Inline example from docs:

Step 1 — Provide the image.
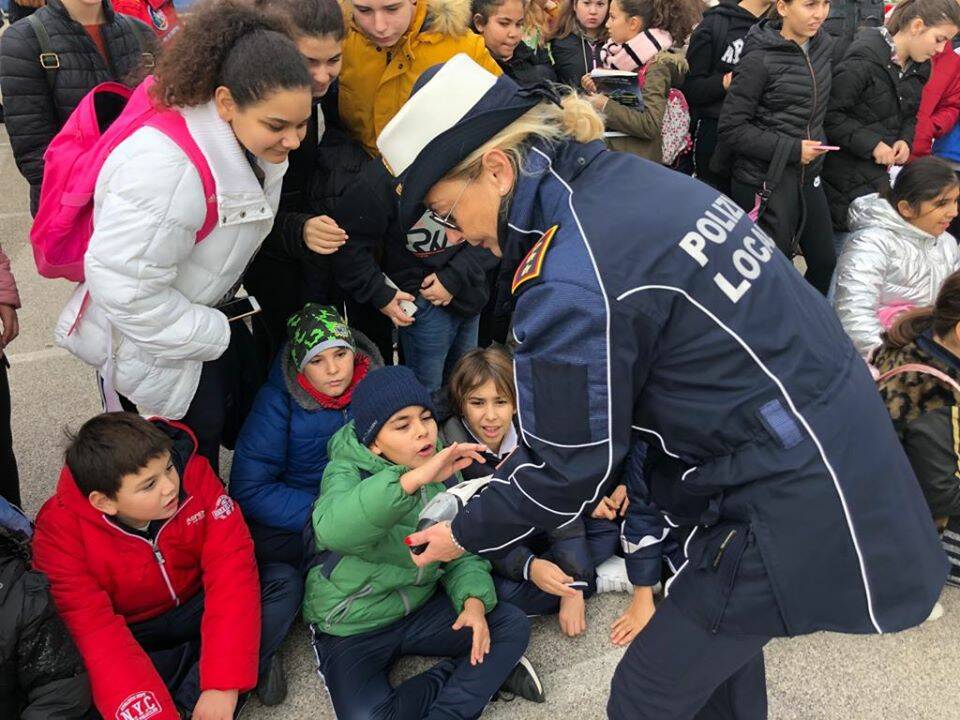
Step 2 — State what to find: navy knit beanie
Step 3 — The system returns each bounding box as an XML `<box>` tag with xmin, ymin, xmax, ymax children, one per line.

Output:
<box><xmin>352</xmin><ymin>366</ymin><xmax>436</xmax><ymax>447</ymax></box>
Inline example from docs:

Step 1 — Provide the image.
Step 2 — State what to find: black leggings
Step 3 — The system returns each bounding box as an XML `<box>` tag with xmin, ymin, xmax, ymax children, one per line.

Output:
<box><xmin>0</xmin><ymin>359</ymin><xmax>19</xmax><ymax>507</ymax></box>
<box><xmin>731</xmin><ymin>171</ymin><xmax>836</xmax><ymax>295</ymax></box>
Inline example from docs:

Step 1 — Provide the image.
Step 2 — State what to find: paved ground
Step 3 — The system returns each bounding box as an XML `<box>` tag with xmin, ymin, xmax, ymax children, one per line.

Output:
<box><xmin>2</xmin><ymin>124</ymin><xmax>958</xmax><ymax>720</ymax></box>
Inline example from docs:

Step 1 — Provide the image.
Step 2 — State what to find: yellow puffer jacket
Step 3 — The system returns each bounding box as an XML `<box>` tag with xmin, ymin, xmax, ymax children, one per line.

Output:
<box><xmin>339</xmin><ymin>0</ymin><xmax>502</xmax><ymax>156</ymax></box>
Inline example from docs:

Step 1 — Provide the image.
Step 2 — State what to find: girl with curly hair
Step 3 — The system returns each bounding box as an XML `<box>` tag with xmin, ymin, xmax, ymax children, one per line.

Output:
<box><xmin>53</xmin><ymin>0</ymin><xmax>313</xmax><ymax>473</ymax></box>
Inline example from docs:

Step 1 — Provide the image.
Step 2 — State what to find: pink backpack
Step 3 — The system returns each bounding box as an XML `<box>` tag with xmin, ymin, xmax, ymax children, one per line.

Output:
<box><xmin>30</xmin><ymin>76</ymin><xmax>217</xmax><ymax>282</ymax></box>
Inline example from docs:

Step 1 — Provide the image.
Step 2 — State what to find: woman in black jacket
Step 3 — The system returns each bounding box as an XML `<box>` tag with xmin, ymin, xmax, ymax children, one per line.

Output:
<box><xmin>0</xmin><ymin>0</ymin><xmax>155</xmax><ymax>215</ymax></box>
<box><xmin>550</xmin><ymin>0</ymin><xmax>608</xmax><ymax>85</ymax></box>
<box><xmin>717</xmin><ymin>0</ymin><xmax>837</xmax><ymax>295</ymax></box>
<box><xmin>823</xmin><ymin>0</ymin><xmax>960</xmax><ymax>240</ymax></box>
<box><xmin>683</xmin><ymin>0</ymin><xmax>770</xmax><ymax>192</ymax></box>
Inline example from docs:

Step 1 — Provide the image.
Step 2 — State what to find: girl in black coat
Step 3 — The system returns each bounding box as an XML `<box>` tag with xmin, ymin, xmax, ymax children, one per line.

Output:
<box><xmin>549</xmin><ymin>0</ymin><xmax>609</xmax><ymax>86</ymax></box>
<box><xmin>244</xmin><ymin>0</ymin><xmax>352</xmax><ymax>369</ymax></box>
<box><xmin>717</xmin><ymin>0</ymin><xmax>837</xmax><ymax>295</ymax></box>
<box><xmin>0</xmin><ymin>0</ymin><xmax>155</xmax><ymax>215</ymax></box>
<box><xmin>823</xmin><ymin>0</ymin><xmax>960</xmax><ymax>238</ymax></box>
<box><xmin>683</xmin><ymin>0</ymin><xmax>770</xmax><ymax>192</ymax></box>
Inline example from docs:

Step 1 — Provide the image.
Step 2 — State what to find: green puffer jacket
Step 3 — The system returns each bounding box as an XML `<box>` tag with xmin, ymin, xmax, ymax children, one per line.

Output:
<box><xmin>303</xmin><ymin>423</ymin><xmax>498</xmax><ymax>637</ymax></box>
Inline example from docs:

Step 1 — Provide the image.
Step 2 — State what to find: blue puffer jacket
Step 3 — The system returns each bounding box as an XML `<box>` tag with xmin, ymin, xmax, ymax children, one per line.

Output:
<box><xmin>229</xmin><ymin>332</ymin><xmax>383</xmax><ymax>534</ymax></box>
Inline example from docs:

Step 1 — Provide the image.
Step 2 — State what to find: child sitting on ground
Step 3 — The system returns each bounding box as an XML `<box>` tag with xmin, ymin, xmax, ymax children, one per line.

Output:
<box><xmin>32</xmin><ymin>413</ymin><xmax>303</xmax><ymax>719</ymax></box>
<box><xmin>305</xmin><ymin>365</ymin><xmax>544</xmax><ymax>717</ymax></box>
<box><xmin>440</xmin><ymin>347</ymin><xmax>624</xmax><ymax>637</ymax></box>
<box><xmin>230</xmin><ymin>304</ymin><xmax>382</xmax><ymax>569</ymax></box>
<box><xmin>0</xmin><ymin>496</ymin><xmax>92</xmax><ymax>718</ymax></box>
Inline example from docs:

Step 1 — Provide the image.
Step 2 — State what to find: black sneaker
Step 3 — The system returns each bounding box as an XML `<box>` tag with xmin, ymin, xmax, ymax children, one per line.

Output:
<box><xmin>495</xmin><ymin>656</ymin><xmax>545</xmax><ymax>703</ymax></box>
<box><xmin>256</xmin><ymin>654</ymin><xmax>288</xmax><ymax>707</ymax></box>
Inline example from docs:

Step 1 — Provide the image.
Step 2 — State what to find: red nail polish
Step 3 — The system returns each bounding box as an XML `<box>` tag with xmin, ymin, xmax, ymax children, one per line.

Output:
<box><xmin>404</xmin><ymin>536</ymin><xmax>413</xmax><ymax>546</ymax></box>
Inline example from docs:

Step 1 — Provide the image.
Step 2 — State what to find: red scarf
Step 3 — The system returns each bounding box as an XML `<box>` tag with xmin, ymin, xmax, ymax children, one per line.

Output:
<box><xmin>296</xmin><ymin>354</ymin><xmax>371</xmax><ymax>410</ymax></box>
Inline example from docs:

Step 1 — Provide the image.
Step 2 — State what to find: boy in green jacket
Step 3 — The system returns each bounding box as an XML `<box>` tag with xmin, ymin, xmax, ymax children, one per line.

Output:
<box><xmin>304</xmin><ymin>365</ymin><xmax>543</xmax><ymax>718</ymax></box>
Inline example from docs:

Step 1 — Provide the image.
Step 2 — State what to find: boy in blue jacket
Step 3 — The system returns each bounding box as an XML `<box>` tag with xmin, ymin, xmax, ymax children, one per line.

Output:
<box><xmin>230</xmin><ymin>304</ymin><xmax>382</xmax><ymax>568</ymax></box>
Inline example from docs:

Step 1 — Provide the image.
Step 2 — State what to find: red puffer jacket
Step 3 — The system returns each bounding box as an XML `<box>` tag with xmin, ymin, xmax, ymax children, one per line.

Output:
<box><xmin>913</xmin><ymin>45</ymin><xmax>960</xmax><ymax>157</ymax></box>
<box><xmin>32</xmin><ymin>420</ymin><xmax>260</xmax><ymax>720</ymax></box>
<box><xmin>113</xmin><ymin>0</ymin><xmax>181</xmax><ymax>43</ymax></box>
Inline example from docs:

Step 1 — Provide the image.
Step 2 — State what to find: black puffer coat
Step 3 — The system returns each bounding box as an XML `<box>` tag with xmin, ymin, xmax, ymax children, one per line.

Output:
<box><xmin>0</xmin><ymin>0</ymin><xmax>155</xmax><ymax>214</ymax></box>
<box><xmin>550</xmin><ymin>29</ymin><xmax>604</xmax><ymax>87</ymax></box>
<box><xmin>0</xmin><ymin>503</ymin><xmax>91</xmax><ymax>719</ymax></box>
<box><xmin>717</xmin><ymin>20</ymin><xmax>835</xmax><ymax>188</ymax></box>
<box><xmin>823</xmin><ymin>28</ymin><xmax>930</xmax><ymax>230</ymax></box>
<box><xmin>497</xmin><ymin>40</ymin><xmax>557</xmax><ymax>86</ymax></box>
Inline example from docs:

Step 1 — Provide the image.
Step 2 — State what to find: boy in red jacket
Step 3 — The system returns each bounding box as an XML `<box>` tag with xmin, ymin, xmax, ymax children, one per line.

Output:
<box><xmin>32</xmin><ymin>413</ymin><xmax>302</xmax><ymax>720</ymax></box>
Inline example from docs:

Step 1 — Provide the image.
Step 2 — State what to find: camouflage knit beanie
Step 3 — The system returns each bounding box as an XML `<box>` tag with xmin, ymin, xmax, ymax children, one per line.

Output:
<box><xmin>287</xmin><ymin>303</ymin><xmax>356</xmax><ymax>371</ymax></box>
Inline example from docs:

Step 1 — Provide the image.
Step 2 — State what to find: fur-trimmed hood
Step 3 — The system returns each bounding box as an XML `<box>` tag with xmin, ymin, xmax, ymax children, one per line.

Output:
<box><xmin>420</xmin><ymin>0</ymin><xmax>472</xmax><ymax>36</ymax></box>
<box><xmin>280</xmin><ymin>329</ymin><xmax>384</xmax><ymax>411</ymax></box>
<box><xmin>339</xmin><ymin>0</ymin><xmax>503</xmax><ymax>155</ymax></box>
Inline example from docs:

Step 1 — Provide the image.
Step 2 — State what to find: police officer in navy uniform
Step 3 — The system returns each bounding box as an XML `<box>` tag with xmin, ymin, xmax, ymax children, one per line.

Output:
<box><xmin>389</xmin><ymin>55</ymin><xmax>948</xmax><ymax>719</ymax></box>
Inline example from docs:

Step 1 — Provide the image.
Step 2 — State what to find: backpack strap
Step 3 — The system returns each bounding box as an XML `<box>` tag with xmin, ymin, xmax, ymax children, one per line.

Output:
<box><xmin>26</xmin><ymin>13</ymin><xmax>59</xmax><ymax>92</ymax></box>
<box><xmin>876</xmin><ymin>363</ymin><xmax>960</xmax><ymax>395</ymax></box>
<box><xmin>116</xmin><ymin>14</ymin><xmax>156</xmax><ymax>70</ymax></box>
<box><xmin>145</xmin><ymin>110</ymin><xmax>219</xmax><ymax>242</ymax></box>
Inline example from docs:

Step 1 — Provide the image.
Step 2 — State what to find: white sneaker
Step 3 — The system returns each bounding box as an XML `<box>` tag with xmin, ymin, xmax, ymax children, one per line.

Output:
<box><xmin>923</xmin><ymin>601</ymin><xmax>944</xmax><ymax>624</ymax></box>
<box><xmin>595</xmin><ymin>556</ymin><xmax>632</xmax><ymax>594</ymax></box>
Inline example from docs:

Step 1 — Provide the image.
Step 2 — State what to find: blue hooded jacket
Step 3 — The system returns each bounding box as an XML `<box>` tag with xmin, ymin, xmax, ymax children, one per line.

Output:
<box><xmin>451</xmin><ymin>139</ymin><xmax>948</xmax><ymax>638</ymax></box>
<box><xmin>230</xmin><ymin>332</ymin><xmax>383</xmax><ymax>534</ymax></box>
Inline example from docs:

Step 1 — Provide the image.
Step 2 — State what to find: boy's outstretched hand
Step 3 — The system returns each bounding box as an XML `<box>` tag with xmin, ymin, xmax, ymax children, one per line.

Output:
<box><xmin>400</xmin><ymin>442</ymin><xmax>488</xmax><ymax>494</ymax></box>
<box><xmin>453</xmin><ymin>597</ymin><xmax>491</xmax><ymax>665</ymax></box>
<box><xmin>192</xmin><ymin>689</ymin><xmax>238</xmax><ymax>720</ymax></box>
<box><xmin>610</xmin><ymin>586</ymin><xmax>656</xmax><ymax>647</ymax></box>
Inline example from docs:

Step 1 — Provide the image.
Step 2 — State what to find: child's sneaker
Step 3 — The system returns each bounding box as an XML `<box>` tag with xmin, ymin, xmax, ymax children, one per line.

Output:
<box><xmin>256</xmin><ymin>654</ymin><xmax>287</xmax><ymax>706</ymax></box>
<box><xmin>495</xmin><ymin>656</ymin><xmax>545</xmax><ymax>703</ymax></box>
<box><xmin>923</xmin><ymin>601</ymin><xmax>945</xmax><ymax>624</ymax></box>
<box><xmin>595</xmin><ymin>556</ymin><xmax>632</xmax><ymax>594</ymax></box>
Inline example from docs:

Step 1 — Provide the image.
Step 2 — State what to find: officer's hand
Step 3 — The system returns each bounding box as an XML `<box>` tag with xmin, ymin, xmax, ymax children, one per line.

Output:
<box><xmin>380</xmin><ymin>290</ymin><xmax>416</xmax><ymax>327</ymax></box>
<box><xmin>581</xmin><ymin>74</ymin><xmax>597</xmax><ymax>94</ymax></box>
<box><xmin>406</xmin><ymin>521</ymin><xmax>466</xmax><ymax>566</ymax></box>
<box><xmin>722</xmin><ymin>71</ymin><xmax>733</xmax><ymax>90</ymax></box>
<box><xmin>529</xmin><ymin>558</ymin><xmax>579</xmax><ymax>597</ymax></box>
<box><xmin>558</xmin><ymin>591</ymin><xmax>587</xmax><ymax>637</ymax></box>
<box><xmin>610</xmin><ymin>586</ymin><xmax>656</xmax><ymax>646</ymax></box>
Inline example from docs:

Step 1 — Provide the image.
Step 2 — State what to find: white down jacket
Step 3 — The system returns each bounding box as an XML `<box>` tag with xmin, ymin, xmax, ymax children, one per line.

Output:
<box><xmin>833</xmin><ymin>193</ymin><xmax>960</xmax><ymax>358</ymax></box>
<box><xmin>54</xmin><ymin>100</ymin><xmax>287</xmax><ymax>419</ymax></box>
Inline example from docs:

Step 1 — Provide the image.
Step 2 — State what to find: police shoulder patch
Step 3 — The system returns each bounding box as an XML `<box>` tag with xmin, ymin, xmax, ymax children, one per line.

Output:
<box><xmin>511</xmin><ymin>225</ymin><xmax>558</xmax><ymax>295</ymax></box>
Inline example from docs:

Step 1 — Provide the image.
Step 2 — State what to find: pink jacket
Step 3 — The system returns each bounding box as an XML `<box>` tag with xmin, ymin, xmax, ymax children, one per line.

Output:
<box><xmin>0</xmin><ymin>245</ymin><xmax>21</xmax><ymax>309</ymax></box>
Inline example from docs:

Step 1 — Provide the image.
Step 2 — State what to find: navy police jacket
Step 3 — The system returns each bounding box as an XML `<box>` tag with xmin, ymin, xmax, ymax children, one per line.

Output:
<box><xmin>450</xmin><ymin>139</ymin><xmax>948</xmax><ymax>638</ymax></box>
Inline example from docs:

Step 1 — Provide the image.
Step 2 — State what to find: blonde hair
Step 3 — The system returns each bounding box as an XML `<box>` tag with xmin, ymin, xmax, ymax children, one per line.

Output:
<box><xmin>447</xmin><ymin>93</ymin><xmax>604</xmax><ymax>179</ymax></box>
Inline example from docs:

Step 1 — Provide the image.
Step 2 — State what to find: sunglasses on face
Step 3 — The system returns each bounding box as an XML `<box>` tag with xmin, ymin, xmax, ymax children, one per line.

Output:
<box><xmin>428</xmin><ymin>177</ymin><xmax>474</xmax><ymax>232</ymax></box>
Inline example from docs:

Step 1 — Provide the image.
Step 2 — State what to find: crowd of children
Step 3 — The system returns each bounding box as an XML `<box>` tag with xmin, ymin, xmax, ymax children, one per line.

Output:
<box><xmin>0</xmin><ymin>0</ymin><xmax>959</xmax><ymax>716</ymax></box>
